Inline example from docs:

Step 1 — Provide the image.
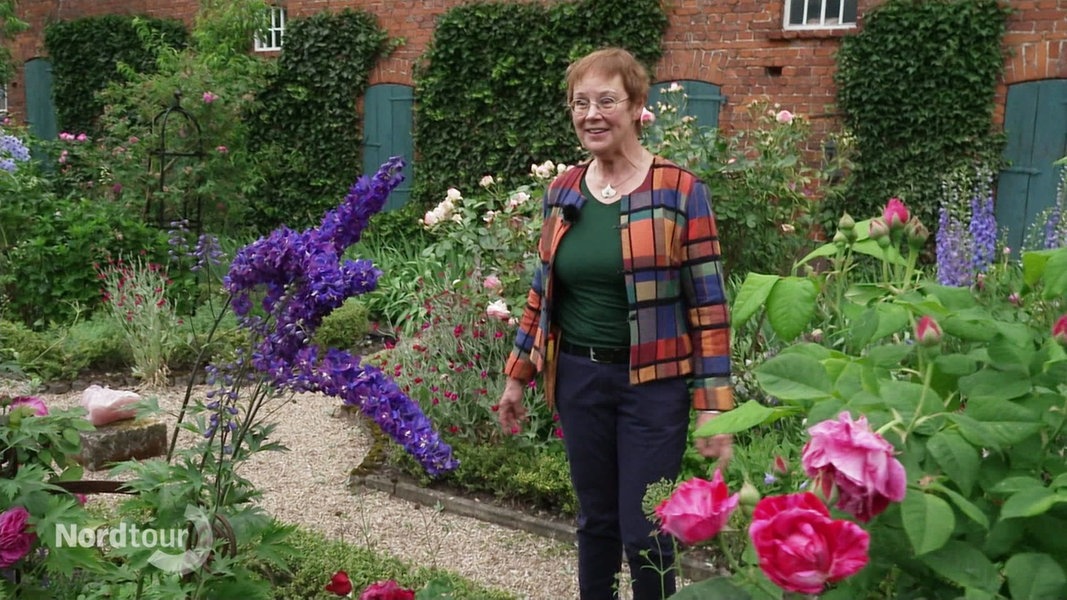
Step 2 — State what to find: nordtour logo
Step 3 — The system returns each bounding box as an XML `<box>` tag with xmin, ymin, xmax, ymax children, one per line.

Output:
<box><xmin>56</xmin><ymin>504</ymin><xmax>214</xmax><ymax>574</ymax></box>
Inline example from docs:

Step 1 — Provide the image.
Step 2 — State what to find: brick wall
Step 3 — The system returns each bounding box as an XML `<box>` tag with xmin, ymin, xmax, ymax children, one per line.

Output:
<box><xmin>7</xmin><ymin>0</ymin><xmax>1067</xmax><ymax>140</ymax></box>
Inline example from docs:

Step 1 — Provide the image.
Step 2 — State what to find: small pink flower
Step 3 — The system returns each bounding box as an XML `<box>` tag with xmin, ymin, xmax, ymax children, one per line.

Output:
<box><xmin>654</xmin><ymin>469</ymin><xmax>739</xmax><ymax>545</ymax></box>
<box><xmin>128</xmin><ymin>136</ymin><xmax>140</xmax><ymax>144</ymax></box>
<box><xmin>10</xmin><ymin>396</ymin><xmax>47</xmax><ymax>417</ymax></box>
<box><xmin>802</xmin><ymin>412</ymin><xmax>906</xmax><ymax>522</ymax></box>
<box><xmin>486</xmin><ymin>299</ymin><xmax>510</xmax><ymax>321</ymax></box>
<box><xmin>75</xmin><ymin>133</ymin><xmax>88</xmax><ymax>142</ymax></box>
<box><xmin>749</xmin><ymin>492</ymin><xmax>869</xmax><ymax>594</ymax></box>
<box><xmin>324</xmin><ymin>570</ymin><xmax>353</xmax><ymax>596</ymax></box>
<box><xmin>0</xmin><ymin>506</ymin><xmax>35</xmax><ymax>568</ymax></box>
<box><xmin>1053</xmin><ymin>315</ymin><xmax>1067</xmax><ymax>347</ymax></box>
<box><xmin>640</xmin><ymin>108</ymin><xmax>656</xmax><ymax>125</ymax></box>
<box><xmin>59</xmin><ymin>132</ymin><xmax>74</xmax><ymax>141</ymax></box>
<box><xmin>775</xmin><ymin>109</ymin><xmax>794</xmax><ymax>124</ymax></box>
<box><xmin>883</xmin><ymin>197</ymin><xmax>909</xmax><ymax>230</ymax></box>
<box><xmin>915</xmin><ymin>315</ymin><xmax>942</xmax><ymax>347</ymax></box>
<box><xmin>482</xmin><ymin>274</ymin><xmax>502</xmax><ymax>291</ymax></box>
<box><xmin>202</xmin><ymin>91</ymin><xmax>218</xmax><ymax>104</ymax></box>
<box><xmin>216</xmin><ymin>145</ymin><xmax>228</xmax><ymax>154</ymax></box>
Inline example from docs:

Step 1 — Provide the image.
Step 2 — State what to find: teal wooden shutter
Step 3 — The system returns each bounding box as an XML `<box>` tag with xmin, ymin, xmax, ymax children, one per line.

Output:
<box><xmin>362</xmin><ymin>84</ymin><xmax>414</xmax><ymax>211</ymax></box>
<box><xmin>24</xmin><ymin>58</ymin><xmax>57</xmax><ymax>141</ymax></box>
<box><xmin>996</xmin><ymin>79</ymin><xmax>1067</xmax><ymax>251</ymax></box>
<box><xmin>647</xmin><ymin>80</ymin><xmax>724</xmax><ymax>129</ymax></box>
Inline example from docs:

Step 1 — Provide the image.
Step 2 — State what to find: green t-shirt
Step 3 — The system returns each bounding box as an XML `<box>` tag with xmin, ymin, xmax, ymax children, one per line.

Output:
<box><xmin>553</xmin><ymin>183</ymin><xmax>630</xmax><ymax>347</ymax></box>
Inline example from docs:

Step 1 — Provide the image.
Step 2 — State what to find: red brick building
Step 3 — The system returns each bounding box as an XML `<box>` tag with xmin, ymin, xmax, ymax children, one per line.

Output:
<box><xmin>6</xmin><ymin>0</ymin><xmax>1067</xmax><ymax>241</ymax></box>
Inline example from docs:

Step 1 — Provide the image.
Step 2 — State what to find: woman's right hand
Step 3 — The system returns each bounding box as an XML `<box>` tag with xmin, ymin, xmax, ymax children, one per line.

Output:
<box><xmin>497</xmin><ymin>378</ymin><xmax>528</xmax><ymax>434</ymax></box>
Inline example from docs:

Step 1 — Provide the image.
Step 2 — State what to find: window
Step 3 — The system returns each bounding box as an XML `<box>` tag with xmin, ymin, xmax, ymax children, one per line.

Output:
<box><xmin>0</xmin><ymin>85</ymin><xmax>7</xmax><ymax>116</ymax></box>
<box><xmin>784</xmin><ymin>0</ymin><xmax>857</xmax><ymax>29</ymax></box>
<box><xmin>254</xmin><ymin>6</ymin><xmax>286</xmax><ymax>52</ymax></box>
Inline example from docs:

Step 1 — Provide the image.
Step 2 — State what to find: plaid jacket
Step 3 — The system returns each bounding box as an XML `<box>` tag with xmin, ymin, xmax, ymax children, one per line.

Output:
<box><xmin>504</xmin><ymin>157</ymin><xmax>733</xmax><ymax>411</ymax></box>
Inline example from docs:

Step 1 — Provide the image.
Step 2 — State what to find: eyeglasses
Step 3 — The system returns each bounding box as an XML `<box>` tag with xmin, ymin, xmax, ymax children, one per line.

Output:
<box><xmin>567</xmin><ymin>97</ymin><xmax>630</xmax><ymax>116</ymax></box>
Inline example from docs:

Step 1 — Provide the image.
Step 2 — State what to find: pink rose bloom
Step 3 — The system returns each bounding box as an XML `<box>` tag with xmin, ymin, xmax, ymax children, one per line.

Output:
<box><xmin>640</xmin><ymin>107</ymin><xmax>656</xmax><ymax>125</ymax></box>
<box><xmin>749</xmin><ymin>492</ymin><xmax>869</xmax><ymax>595</ymax></box>
<box><xmin>0</xmin><ymin>506</ymin><xmax>35</xmax><ymax>568</ymax></box>
<box><xmin>75</xmin><ymin>133</ymin><xmax>88</xmax><ymax>142</ymax></box>
<box><xmin>654</xmin><ymin>469</ymin><xmax>739</xmax><ymax>545</ymax></box>
<box><xmin>202</xmin><ymin>91</ymin><xmax>218</xmax><ymax>104</ymax></box>
<box><xmin>802</xmin><ymin>412</ymin><xmax>906</xmax><ymax>522</ymax></box>
<box><xmin>1053</xmin><ymin>314</ymin><xmax>1067</xmax><ymax>347</ymax></box>
<box><xmin>10</xmin><ymin>396</ymin><xmax>48</xmax><ymax>416</ymax></box>
<box><xmin>359</xmin><ymin>579</ymin><xmax>415</xmax><ymax>600</ymax></box>
<box><xmin>882</xmin><ymin>197</ymin><xmax>909</xmax><ymax>229</ymax></box>
<box><xmin>486</xmin><ymin>299</ymin><xmax>510</xmax><ymax>321</ymax></box>
<box><xmin>482</xmin><ymin>274</ymin><xmax>502</xmax><ymax>291</ymax></box>
<box><xmin>775</xmin><ymin>109</ymin><xmax>794</xmax><ymax>124</ymax></box>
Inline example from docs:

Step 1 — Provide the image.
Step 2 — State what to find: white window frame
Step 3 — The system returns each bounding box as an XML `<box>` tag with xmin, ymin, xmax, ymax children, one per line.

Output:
<box><xmin>783</xmin><ymin>0</ymin><xmax>858</xmax><ymax>30</ymax></box>
<box><xmin>0</xmin><ymin>85</ymin><xmax>7</xmax><ymax>116</ymax></box>
<box><xmin>254</xmin><ymin>6</ymin><xmax>286</xmax><ymax>52</ymax></box>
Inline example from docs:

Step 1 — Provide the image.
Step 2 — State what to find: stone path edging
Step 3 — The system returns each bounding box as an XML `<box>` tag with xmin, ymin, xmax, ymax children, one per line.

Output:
<box><xmin>350</xmin><ymin>472</ymin><xmax>717</xmax><ymax>582</ymax></box>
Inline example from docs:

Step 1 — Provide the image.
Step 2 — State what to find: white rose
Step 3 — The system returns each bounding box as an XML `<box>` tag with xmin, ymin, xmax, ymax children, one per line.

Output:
<box><xmin>486</xmin><ymin>299</ymin><xmax>511</xmax><ymax>321</ymax></box>
<box><xmin>446</xmin><ymin>188</ymin><xmax>463</xmax><ymax>201</ymax></box>
<box><xmin>479</xmin><ymin>175</ymin><xmax>495</xmax><ymax>188</ymax></box>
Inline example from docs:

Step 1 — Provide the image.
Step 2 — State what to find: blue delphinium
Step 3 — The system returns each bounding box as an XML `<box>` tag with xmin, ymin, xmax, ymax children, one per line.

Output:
<box><xmin>222</xmin><ymin>157</ymin><xmax>458</xmax><ymax>476</ymax></box>
<box><xmin>0</xmin><ymin>132</ymin><xmax>31</xmax><ymax>173</ymax></box>
<box><xmin>936</xmin><ymin>165</ymin><xmax>997</xmax><ymax>287</ymax></box>
<box><xmin>1042</xmin><ymin>169</ymin><xmax>1067</xmax><ymax>250</ymax></box>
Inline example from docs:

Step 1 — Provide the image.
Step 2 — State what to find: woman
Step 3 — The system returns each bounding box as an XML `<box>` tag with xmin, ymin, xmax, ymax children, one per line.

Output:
<box><xmin>497</xmin><ymin>47</ymin><xmax>734</xmax><ymax>600</ymax></box>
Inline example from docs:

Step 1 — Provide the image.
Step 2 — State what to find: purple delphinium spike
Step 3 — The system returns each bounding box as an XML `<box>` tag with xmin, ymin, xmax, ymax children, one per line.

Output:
<box><xmin>219</xmin><ymin>157</ymin><xmax>457</xmax><ymax>476</ymax></box>
<box><xmin>969</xmin><ymin>170</ymin><xmax>997</xmax><ymax>274</ymax></box>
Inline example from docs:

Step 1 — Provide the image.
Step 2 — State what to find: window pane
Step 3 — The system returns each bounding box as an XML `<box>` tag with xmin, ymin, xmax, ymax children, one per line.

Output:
<box><xmin>826</xmin><ymin>0</ymin><xmax>841</xmax><ymax>24</ymax></box>
<box><xmin>843</xmin><ymin>0</ymin><xmax>858</xmax><ymax>23</ymax></box>
<box><xmin>806</xmin><ymin>0</ymin><xmax>822</xmax><ymax>21</ymax></box>
<box><xmin>789</xmin><ymin>0</ymin><xmax>806</xmax><ymax>25</ymax></box>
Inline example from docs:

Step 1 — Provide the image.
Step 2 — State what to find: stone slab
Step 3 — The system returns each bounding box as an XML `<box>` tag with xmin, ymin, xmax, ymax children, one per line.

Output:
<box><xmin>75</xmin><ymin>418</ymin><xmax>168</xmax><ymax>471</ymax></box>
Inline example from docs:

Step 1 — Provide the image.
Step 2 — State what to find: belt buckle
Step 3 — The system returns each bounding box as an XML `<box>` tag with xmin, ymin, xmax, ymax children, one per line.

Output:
<box><xmin>588</xmin><ymin>347</ymin><xmax>605</xmax><ymax>364</ymax></box>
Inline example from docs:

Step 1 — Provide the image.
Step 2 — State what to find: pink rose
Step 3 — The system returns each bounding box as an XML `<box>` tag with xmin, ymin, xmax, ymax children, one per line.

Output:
<box><xmin>0</xmin><ymin>506</ymin><xmax>35</xmax><ymax>568</ymax></box>
<box><xmin>883</xmin><ymin>197</ymin><xmax>909</xmax><ymax>230</ymax></box>
<box><xmin>915</xmin><ymin>315</ymin><xmax>942</xmax><ymax>347</ymax></box>
<box><xmin>640</xmin><ymin>107</ymin><xmax>656</xmax><ymax>125</ymax></box>
<box><xmin>1053</xmin><ymin>314</ymin><xmax>1067</xmax><ymax>347</ymax></box>
<box><xmin>802</xmin><ymin>412</ymin><xmax>906</xmax><ymax>522</ymax></box>
<box><xmin>10</xmin><ymin>396</ymin><xmax>48</xmax><ymax>416</ymax></box>
<box><xmin>359</xmin><ymin>579</ymin><xmax>415</xmax><ymax>600</ymax></box>
<box><xmin>749</xmin><ymin>492</ymin><xmax>869</xmax><ymax>594</ymax></box>
<box><xmin>654</xmin><ymin>469</ymin><xmax>739</xmax><ymax>545</ymax></box>
<box><xmin>482</xmin><ymin>274</ymin><xmax>502</xmax><ymax>291</ymax></box>
<box><xmin>486</xmin><ymin>299</ymin><xmax>510</xmax><ymax>321</ymax></box>
<box><xmin>775</xmin><ymin>109</ymin><xmax>794</xmax><ymax>124</ymax></box>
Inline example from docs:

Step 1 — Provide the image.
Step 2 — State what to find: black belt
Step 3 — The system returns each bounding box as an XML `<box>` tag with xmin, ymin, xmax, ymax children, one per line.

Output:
<box><xmin>560</xmin><ymin>341</ymin><xmax>629</xmax><ymax>364</ymax></box>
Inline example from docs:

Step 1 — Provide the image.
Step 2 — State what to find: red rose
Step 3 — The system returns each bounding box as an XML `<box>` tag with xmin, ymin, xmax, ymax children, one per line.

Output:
<box><xmin>324</xmin><ymin>570</ymin><xmax>353</xmax><ymax>596</ymax></box>
<box><xmin>749</xmin><ymin>492</ymin><xmax>869</xmax><ymax>595</ymax></box>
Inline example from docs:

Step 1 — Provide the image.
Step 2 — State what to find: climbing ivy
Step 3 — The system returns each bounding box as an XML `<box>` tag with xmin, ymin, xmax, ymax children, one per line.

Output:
<box><xmin>246</xmin><ymin>9</ymin><xmax>392</xmax><ymax>230</ymax></box>
<box><xmin>413</xmin><ymin>0</ymin><xmax>668</xmax><ymax>204</ymax></box>
<box><xmin>0</xmin><ymin>0</ymin><xmax>27</xmax><ymax>84</ymax></box>
<box><xmin>43</xmin><ymin>15</ymin><xmax>188</xmax><ymax>135</ymax></box>
<box><xmin>831</xmin><ymin>0</ymin><xmax>1010</xmax><ymax>229</ymax></box>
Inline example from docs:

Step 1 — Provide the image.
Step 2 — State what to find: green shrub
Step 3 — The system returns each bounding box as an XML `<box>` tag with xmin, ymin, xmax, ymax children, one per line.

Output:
<box><xmin>312</xmin><ymin>298</ymin><xmax>371</xmax><ymax>352</ymax></box>
<box><xmin>272</xmin><ymin>526</ymin><xmax>516</xmax><ymax>599</ymax></box>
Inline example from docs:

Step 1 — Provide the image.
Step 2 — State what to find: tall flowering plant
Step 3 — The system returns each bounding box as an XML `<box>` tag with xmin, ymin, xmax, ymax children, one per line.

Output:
<box><xmin>698</xmin><ymin>196</ymin><xmax>1067</xmax><ymax>597</ymax></box>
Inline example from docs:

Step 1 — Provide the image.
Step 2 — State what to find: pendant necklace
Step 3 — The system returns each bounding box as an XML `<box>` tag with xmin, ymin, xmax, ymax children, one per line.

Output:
<box><xmin>600</xmin><ymin>183</ymin><xmax>616</xmax><ymax>199</ymax></box>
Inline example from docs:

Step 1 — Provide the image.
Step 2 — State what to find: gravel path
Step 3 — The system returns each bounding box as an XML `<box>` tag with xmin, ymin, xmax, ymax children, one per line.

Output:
<box><xmin>12</xmin><ymin>381</ymin><xmax>583</xmax><ymax>599</ymax></box>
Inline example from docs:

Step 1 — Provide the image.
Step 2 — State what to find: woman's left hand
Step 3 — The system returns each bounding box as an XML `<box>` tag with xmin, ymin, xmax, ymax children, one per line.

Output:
<box><xmin>694</xmin><ymin>411</ymin><xmax>733</xmax><ymax>466</ymax></box>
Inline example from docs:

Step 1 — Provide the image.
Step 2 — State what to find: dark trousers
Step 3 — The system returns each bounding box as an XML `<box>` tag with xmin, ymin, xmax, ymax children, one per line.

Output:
<box><xmin>555</xmin><ymin>351</ymin><xmax>690</xmax><ymax>600</ymax></box>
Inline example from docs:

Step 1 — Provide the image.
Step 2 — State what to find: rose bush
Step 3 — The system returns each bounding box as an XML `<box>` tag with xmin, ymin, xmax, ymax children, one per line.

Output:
<box><xmin>690</xmin><ymin>195</ymin><xmax>1067</xmax><ymax>598</ymax></box>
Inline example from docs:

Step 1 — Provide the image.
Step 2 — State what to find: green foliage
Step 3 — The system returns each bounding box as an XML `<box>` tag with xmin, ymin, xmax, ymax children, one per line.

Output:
<box><xmin>247</xmin><ymin>9</ymin><xmax>391</xmax><ymax>231</ymax></box>
<box><xmin>313</xmin><ymin>298</ymin><xmax>372</xmax><ymax>352</ymax></box>
<box><xmin>833</xmin><ymin>0</ymin><xmax>1010</xmax><ymax>230</ymax></box>
<box><xmin>413</xmin><ymin>0</ymin><xmax>667</xmax><ymax>206</ymax></box>
<box><xmin>696</xmin><ymin>200</ymin><xmax>1067</xmax><ymax>597</ymax></box>
<box><xmin>273</xmin><ymin>527</ymin><xmax>516</xmax><ymax>599</ymax></box>
<box><xmin>0</xmin><ymin>0</ymin><xmax>27</xmax><ymax>84</ymax></box>
<box><xmin>646</xmin><ymin>91</ymin><xmax>851</xmax><ymax>276</ymax></box>
<box><xmin>0</xmin><ymin>189</ymin><xmax>169</xmax><ymax>327</ymax></box>
<box><xmin>43</xmin><ymin>15</ymin><xmax>188</xmax><ymax>135</ymax></box>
